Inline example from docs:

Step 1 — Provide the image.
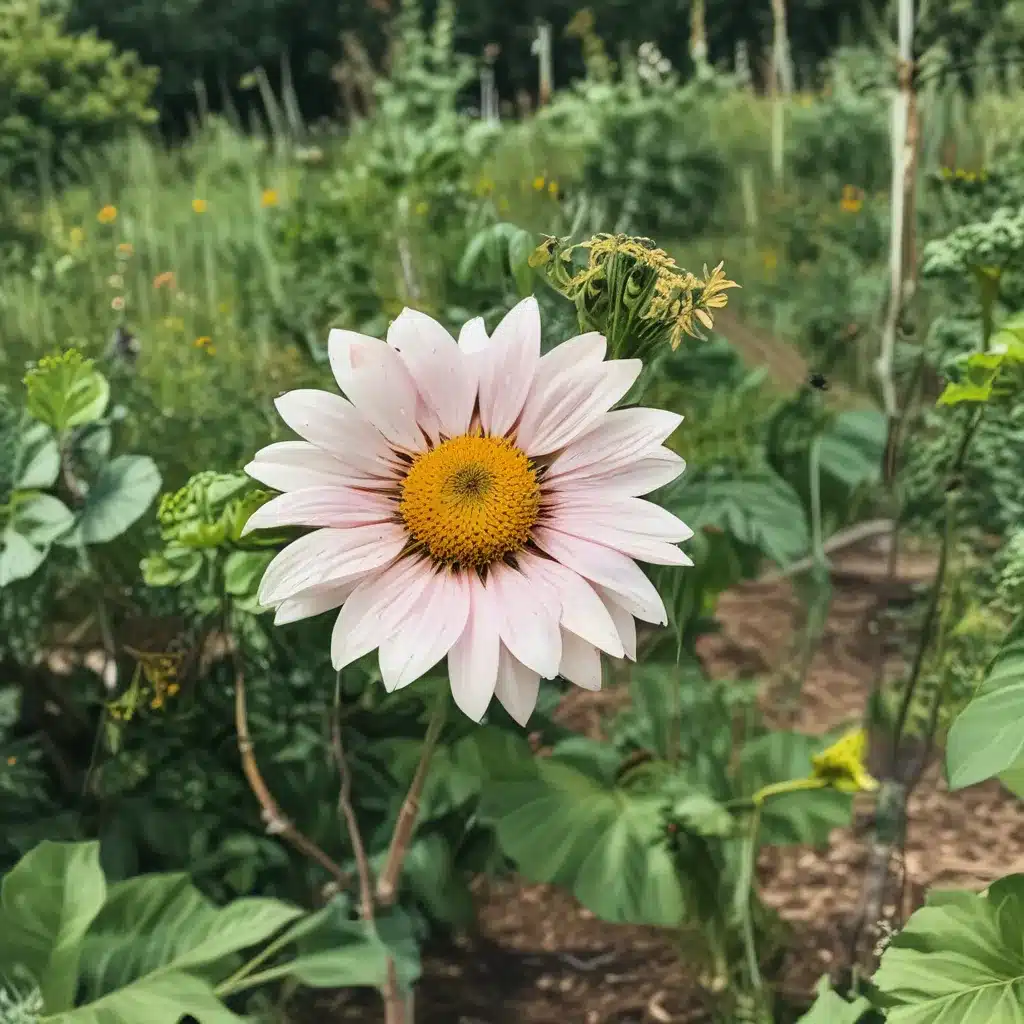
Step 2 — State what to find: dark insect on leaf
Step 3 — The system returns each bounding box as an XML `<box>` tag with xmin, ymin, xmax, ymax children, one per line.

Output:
<box><xmin>808</xmin><ymin>372</ymin><xmax>830</xmax><ymax>391</ymax></box>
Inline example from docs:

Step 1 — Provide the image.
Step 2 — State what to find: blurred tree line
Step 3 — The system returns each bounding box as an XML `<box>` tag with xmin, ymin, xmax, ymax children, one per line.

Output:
<box><xmin>58</xmin><ymin>0</ymin><xmax>897</xmax><ymax>129</ymax></box>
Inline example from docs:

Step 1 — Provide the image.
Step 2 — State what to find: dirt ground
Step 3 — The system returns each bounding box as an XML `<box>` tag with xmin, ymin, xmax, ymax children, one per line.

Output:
<box><xmin>310</xmin><ymin>535</ymin><xmax>1024</xmax><ymax>1023</ymax></box>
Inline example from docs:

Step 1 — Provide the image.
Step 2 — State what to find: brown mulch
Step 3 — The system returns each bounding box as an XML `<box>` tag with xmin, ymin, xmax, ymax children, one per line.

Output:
<box><xmin>307</xmin><ymin>535</ymin><xmax>1024</xmax><ymax>1024</ymax></box>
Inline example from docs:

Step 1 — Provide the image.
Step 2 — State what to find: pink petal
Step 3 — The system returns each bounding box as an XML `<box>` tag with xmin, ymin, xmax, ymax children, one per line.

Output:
<box><xmin>388</xmin><ymin>309</ymin><xmax>476</xmax><ymax>439</ymax></box>
<box><xmin>242</xmin><ymin>487</ymin><xmax>397</xmax><ymax>535</ymax></box>
<box><xmin>457</xmin><ymin>316</ymin><xmax>490</xmax><ymax>354</ymax></box>
<box><xmin>477</xmin><ymin>297</ymin><xmax>540</xmax><ymax>437</ymax></box>
<box><xmin>246</xmin><ymin>442</ymin><xmax>394</xmax><ymax>492</ymax></box>
<box><xmin>378</xmin><ymin>570</ymin><xmax>471</xmax><ymax>691</ymax></box>
<box><xmin>485</xmin><ymin>562</ymin><xmax>562</xmax><ymax>679</ymax></box>
<box><xmin>545</xmin><ymin>409</ymin><xmax>684</xmax><ymax>483</ymax></box>
<box><xmin>558</xmin><ymin>630</ymin><xmax>603</xmax><ymax>691</ymax></box>
<box><xmin>327</xmin><ymin>329</ymin><xmax>426</xmax><ymax>452</ymax></box>
<box><xmin>532</xmin><ymin>526</ymin><xmax>668</xmax><ymax>624</ymax></box>
<box><xmin>551</xmin><ymin>447</ymin><xmax>686</xmax><ymax>497</ymax></box>
<box><xmin>494</xmin><ymin>644</ymin><xmax>541</xmax><ymax>726</ymax></box>
<box><xmin>545</xmin><ymin>495</ymin><xmax>693</xmax><ymax>543</ymax></box>
<box><xmin>516</xmin><ymin>551</ymin><xmax>623</xmax><ymax>657</ymax></box>
<box><xmin>447</xmin><ymin>575</ymin><xmax>501</xmax><ymax>722</ymax></box>
<box><xmin>272</xmin><ymin>579</ymin><xmax>361</xmax><ymax>625</ymax></box>
<box><xmin>594</xmin><ymin>585</ymin><xmax>637</xmax><ymax>660</ymax></box>
<box><xmin>329</xmin><ymin>556</ymin><xmax>435</xmax><ymax>671</ymax></box>
<box><xmin>274</xmin><ymin>390</ymin><xmax>397</xmax><ymax>476</ymax></box>
<box><xmin>259</xmin><ymin>525</ymin><xmax>406</xmax><ymax>606</ymax></box>
<box><xmin>518</xmin><ymin>359</ymin><xmax>642</xmax><ymax>457</ymax></box>
<box><xmin>537</xmin><ymin>332</ymin><xmax>606</xmax><ymax>376</ymax></box>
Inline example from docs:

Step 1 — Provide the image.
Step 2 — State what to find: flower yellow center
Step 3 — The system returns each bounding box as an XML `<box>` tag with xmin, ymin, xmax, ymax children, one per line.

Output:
<box><xmin>399</xmin><ymin>435</ymin><xmax>541</xmax><ymax>568</ymax></box>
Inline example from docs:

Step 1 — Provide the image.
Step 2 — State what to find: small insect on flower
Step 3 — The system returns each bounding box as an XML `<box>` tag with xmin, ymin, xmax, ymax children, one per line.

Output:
<box><xmin>97</xmin><ymin>205</ymin><xmax>118</xmax><ymax>225</ymax></box>
<box><xmin>808</xmin><ymin>372</ymin><xmax>829</xmax><ymax>391</ymax></box>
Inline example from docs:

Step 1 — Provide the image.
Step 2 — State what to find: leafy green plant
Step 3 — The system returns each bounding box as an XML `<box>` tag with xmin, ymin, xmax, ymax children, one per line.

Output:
<box><xmin>0</xmin><ymin>0</ymin><xmax>157</xmax><ymax>185</ymax></box>
<box><xmin>0</xmin><ymin>839</ymin><xmax>404</xmax><ymax>1021</ymax></box>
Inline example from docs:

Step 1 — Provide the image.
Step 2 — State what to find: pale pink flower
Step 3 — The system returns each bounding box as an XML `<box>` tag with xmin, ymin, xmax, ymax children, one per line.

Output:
<box><xmin>244</xmin><ymin>297</ymin><xmax>692</xmax><ymax>724</ymax></box>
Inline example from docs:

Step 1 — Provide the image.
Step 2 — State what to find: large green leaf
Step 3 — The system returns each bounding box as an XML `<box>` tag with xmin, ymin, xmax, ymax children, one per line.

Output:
<box><xmin>947</xmin><ymin>623</ymin><xmax>1024</xmax><ymax>790</ymax></box>
<box><xmin>16</xmin><ymin>422</ymin><xmax>60</xmax><ymax>490</ymax></box>
<box><xmin>0</xmin><ymin>528</ymin><xmax>47</xmax><ymax>585</ymax></box>
<box><xmin>76</xmin><ymin>873</ymin><xmax>302</xmax><ymax>1002</ymax></box>
<box><xmin>796</xmin><ymin>976</ymin><xmax>875</xmax><ymax>1023</ymax></box>
<box><xmin>818</xmin><ymin>409</ymin><xmax>885</xmax><ymax>490</ymax></box>
<box><xmin>873</xmin><ymin>874</ymin><xmax>1024</xmax><ymax>1023</ymax></box>
<box><xmin>0</xmin><ymin>841</ymin><xmax>107</xmax><ymax>1012</ymax></box>
<box><xmin>479</xmin><ymin>759</ymin><xmax>687</xmax><ymax>927</ymax></box>
<box><xmin>59</xmin><ymin>455</ymin><xmax>161</xmax><ymax>546</ymax></box>
<box><xmin>662</xmin><ymin>470</ymin><xmax>810</xmax><ymax>568</ymax></box>
<box><xmin>42</xmin><ymin>971</ymin><xmax>243</xmax><ymax>1024</ymax></box>
<box><xmin>737</xmin><ymin>732</ymin><xmax>853</xmax><ymax>845</ymax></box>
<box><xmin>13</xmin><ymin>494</ymin><xmax>75</xmax><ymax>546</ymax></box>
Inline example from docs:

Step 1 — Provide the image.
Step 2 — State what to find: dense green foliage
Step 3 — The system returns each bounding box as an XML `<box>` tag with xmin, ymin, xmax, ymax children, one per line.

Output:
<box><xmin>0</xmin><ymin>0</ymin><xmax>157</xmax><ymax>184</ymax></box>
<box><xmin>3</xmin><ymin>0</ymin><xmax>1024</xmax><ymax>1022</ymax></box>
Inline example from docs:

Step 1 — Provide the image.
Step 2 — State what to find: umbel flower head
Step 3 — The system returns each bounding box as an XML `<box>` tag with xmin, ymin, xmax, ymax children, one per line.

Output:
<box><xmin>530</xmin><ymin>233</ymin><xmax>739</xmax><ymax>359</ymax></box>
<box><xmin>245</xmin><ymin>298</ymin><xmax>693</xmax><ymax>724</ymax></box>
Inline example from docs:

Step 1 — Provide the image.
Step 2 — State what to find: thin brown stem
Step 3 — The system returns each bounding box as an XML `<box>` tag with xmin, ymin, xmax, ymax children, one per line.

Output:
<box><xmin>330</xmin><ymin>672</ymin><xmax>375</xmax><ymax>923</ymax></box>
<box><xmin>232</xmin><ymin>664</ymin><xmax>350</xmax><ymax>887</ymax></box>
<box><xmin>376</xmin><ymin>689</ymin><xmax>448</xmax><ymax>907</ymax></box>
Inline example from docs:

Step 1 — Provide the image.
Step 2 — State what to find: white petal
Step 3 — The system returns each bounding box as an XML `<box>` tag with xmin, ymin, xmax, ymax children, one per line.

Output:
<box><xmin>594</xmin><ymin>585</ymin><xmax>638</xmax><ymax>660</ymax></box>
<box><xmin>552</xmin><ymin>447</ymin><xmax>686</xmax><ymax>497</ymax></box>
<box><xmin>486</xmin><ymin>562</ymin><xmax>562</xmax><ymax>679</ymax></box>
<box><xmin>544</xmin><ymin>510</ymin><xmax>693</xmax><ymax>566</ymax></box>
<box><xmin>272</xmin><ymin>580</ymin><xmax>360</xmax><ymax>624</ymax></box>
<box><xmin>388</xmin><ymin>309</ymin><xmax>476</xmax><ymax>438</ymax></box>
<box><xmin>242</xmin><ymin>487</ymin><xmax>396</xmax><ymax>535</ymax></box>
<box><xmin>258</xmin><ymin>525</ymin><xmax>406</xmax><ymax>606</ymax></box>
<box><xmin>537</xmin><ymin>332</ymin><xmax>606</xmax><ymax>376</ymax></box>
<box><xmin>545</xmin><ymin>408</ymin><xmax>684</xmax><ymax>483</ymax></box>
<box><xmin>518</xmin><ymin>359</ymin><xmax>642</xmax><ymax>456</ymax></box>
<box><xmin>274</xmin><ymin>390</ymin><xmax>397</xmax><ymax>475</ymax></box>
<box><xmin>545</xmin><ymin>495</ymin><xmax>693</xmax><ymax>543</ymax></box>
<box><xmin>329</xmin><ymin>556</ymin><xmax>435</xmax><ymax>671</ymax></box>
<box><xmin>532</xmin><ymin>526</ymin><xmax>668</xmax><ymax>624</ymax></box>
<box><xmin>558</xmin><ymin>630</ymin><xmax>603</xmax><ymax>691</ymax></box>
<box><xmin>447</xmin><ymin>575</ymin><xmax>501</xmax><ymax>721</ymax></box>
<box><xmin>457</xmin><ymin>316</ymin><xmax>490</xmax><ymax>354</ymax></box>
<box><xmin>516</xmin><ymin>551</ymin><xmax>623</xmax><ymax>658</ymax></box>
<box><xmin>378</xmin><ymin>570</ymin><xmax>471</xmax><ymax>691</ymax></box>
<box><xmin>327</xmin><ymin>329</ymin><xmax>426</xmax><ymax>451</ymax></box>
<box><xmin>494</xmin><ymin>645</ymin><xmax>541</xmax><ymax>726</ymax></box>
<box><xmin>594</xmin><ymin>586</ymin><xmax>638</xmax><ymax>660</ymax></box>
<box><xmin>246</xmin><ymin>442</ymin><xmax>393</xmax><ymax>492</ymax></box>
<box><xmin>477</xmin><ymin>296</ymin><xmax>540</xmax><ymax>437</ymax></box>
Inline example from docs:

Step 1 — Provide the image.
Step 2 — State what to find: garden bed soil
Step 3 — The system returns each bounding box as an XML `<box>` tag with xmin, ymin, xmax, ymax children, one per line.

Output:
<box><xmin>307</xmin><ymin>534</ymin><xmax>1024</xmax><ymax>1023</ymax></box>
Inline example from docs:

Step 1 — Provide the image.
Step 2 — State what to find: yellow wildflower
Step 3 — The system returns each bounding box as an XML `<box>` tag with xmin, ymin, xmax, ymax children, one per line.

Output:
<box><xmin>193</xmin><ymin>335</ymin><xmax>212</xmax><ymax>348</ymax></box>
<box><xmin>840</xmin><ymin>184</ymin><xmax>863</xmax><ymax>214</ymax></box>
<box><xmin>548</xmin><ymin>180</ymin><xmax>559</xmax><ymax>198</ymax></box>
<box><xmin>415</xmin><ymin>200</ymin><xmax>429</xmax><ymax>216</ymax></box>
<box><xmin>97</xmin><ymin>205</ymin><xmax>118</xmax><ymax>225</ymax></box>
<box><xmin>117</xmin><ymin>242</ymin><xmax>134</xmax><ymax>257</ymax></box>
<box><xmin>6</xmin><ymin>756</ymin><xmax>16</xmax><ymax>766</ymax></box>
<box><xmin>260</xmin><ymin>188</ymin><xmax>279</xmax><ymax>208</ymax></box>
<box><xmin>192</xmin><ymin>198</ymin><xmax>208</xmax><ymax>214</ymax></box>
<box><xmin>811</xmin><ymin>728</ymin><xmax>878</xmax><ymax>794</ymax></box>
<box><xmin>532</xmin><ymin>175</ymin><xmax>546</xmax><ymax>191</ymax></box>
<box><xmin>69</xmin><ymin>227</ymin><xmax>84</xmax><ymax>248</ymax></box>
<box><xmin>153</xmin><ymin>271</ymin><xmax>176</xmax><ymax>289</ymax></box>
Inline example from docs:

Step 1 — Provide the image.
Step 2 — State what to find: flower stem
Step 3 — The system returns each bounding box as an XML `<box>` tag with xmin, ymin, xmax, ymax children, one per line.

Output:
<box><xmin>376</xmin><ymin>686</ymin><xmax>449</xmax><ymax>907</ymax></box>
